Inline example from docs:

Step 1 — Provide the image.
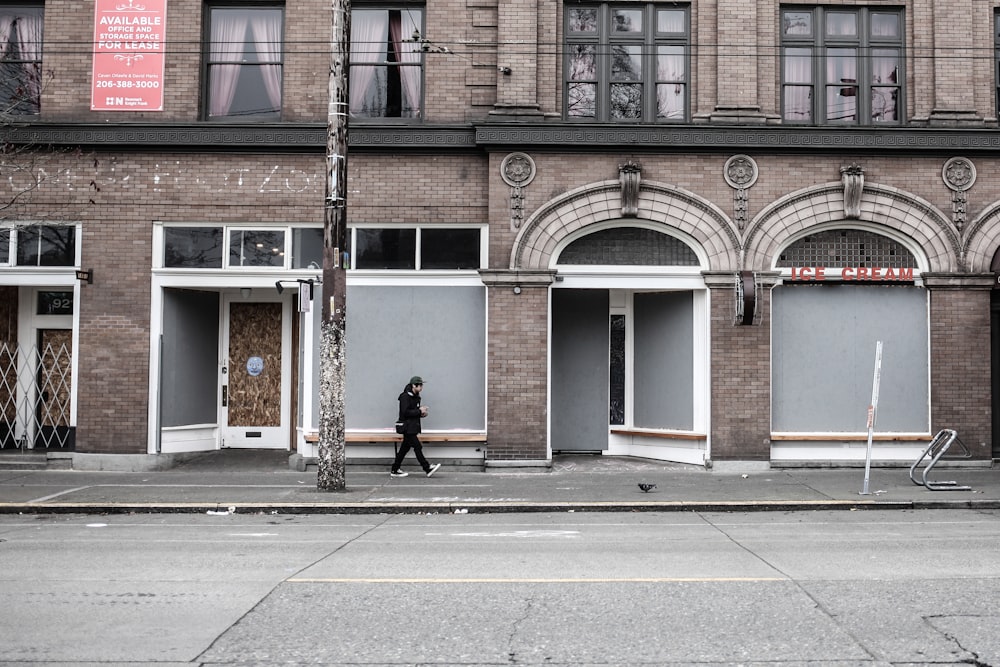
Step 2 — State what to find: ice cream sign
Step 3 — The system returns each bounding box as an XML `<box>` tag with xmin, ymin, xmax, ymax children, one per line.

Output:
<box><xmin>91</xmin><ymin>0</ymin><xmax>167</xmax><ymax>111</ymax></box>
<box><xmin>787</xmin><ymin>266</ymin><xmax>915</xmax><ymax>282</ymax></box>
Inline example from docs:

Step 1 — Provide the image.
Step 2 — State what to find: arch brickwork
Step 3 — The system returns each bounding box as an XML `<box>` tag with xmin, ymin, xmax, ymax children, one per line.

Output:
<box><xmin>510</xmin><ymin>180</ymin><xmax>740</xmax><ymax>272</ymax></box>
<box><xmin>963</xmin><ymin>203</ymin><xmax>1000</xmax><ymax>273</ymax></box>
<box><xmin>743</xmin><ymin>183</ymin><xmax>959</xmax><ymax>273</ymax></box>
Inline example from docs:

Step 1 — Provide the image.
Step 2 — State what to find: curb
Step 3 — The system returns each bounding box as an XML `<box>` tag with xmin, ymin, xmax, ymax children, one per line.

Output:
<box><xmin>2</xmin><ymin>499</ymin><xmax>998</xmax><ymax>514</ymax></box>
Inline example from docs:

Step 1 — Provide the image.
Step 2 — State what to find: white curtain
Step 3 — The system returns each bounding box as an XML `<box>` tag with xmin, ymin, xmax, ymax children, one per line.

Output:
<box><xmin>783</xmin><ymin>47</ymin><xmax>812</xmax><ymax>120</ymax></box>
<box><xmin>0</xmin><ymin>11</ymin><xmax>42</xmax><ymax>112</ymax></box>
<box><xmin>349</xmin><ymin>11</ymin><xmax>387</xmax><ymax>115</ymax></box>
<box><xmin>209</xmin><ymin>13</ymin><xmax>247</xmax><ymax>117</ymax></box>
<box><xmin>15</xmin><ymin>13</ymin><xmax>42</xmax><ymax>105</ymax></box>
<box><xmin>0</xmin><ymin>14</ymin><xmax>15</xmax><ymax>55</ymax></box>
<box><xmin>249</xmin><ymin>12</ymin><xmax>282</xmax><ymax>112</ymax></box>
<box><xmin>870</xmin><ymin>13</ymin><xmax>899</xmax><ymax>38</ymax></box>
<box><xmin>390</xmin><ymin>12</ymin><xmax>422</xmax><ymax>118</ymax></box>
<box><xmin>826</xmin><ymin>48</ymin><xmax>856</xmax><ymax>121</ymax></box>
<box><xmin>655</xmin><ymin>46</ymin><xmax>684</xmax><ymax>119</ymax></box>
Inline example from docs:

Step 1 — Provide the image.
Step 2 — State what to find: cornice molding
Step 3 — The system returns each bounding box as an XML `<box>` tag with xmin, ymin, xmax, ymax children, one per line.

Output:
<box><xmin>0</xmin><ymin>122</ymin><xmax>478</xmax><ymax>151</ymax></box>
<box><xmin>475</xmin><ymin>124</ymin><xmax>1000</xmax><ymax>153</ymax></box>
<box><xmin>3</xmin><ymin>121</ymin><xmax>1000</xmax><ymax>154</ymax></box>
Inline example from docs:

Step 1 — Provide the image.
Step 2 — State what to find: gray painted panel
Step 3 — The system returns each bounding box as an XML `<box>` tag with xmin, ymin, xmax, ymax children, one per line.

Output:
<box><xmin>634</xmin><ymin>292</ymin><xmax>694</xmax><ymax>429</ymax></box>
<box><xmin>337</xmin><ymin>285</ymin><xmax>486</xmax><ymax>430</ymax></box>
<box><xmin>772</xmin><ymin>284</ymin><xmax>929</xmax><ymax>432</ymax></box>
<box><xmin>161</xmin><ymin>289</ymin><xmax>219</xmax><ymax>427</ymax></box>
<box><xmin>551</xmin><ymin>290</ymin><xmax>609</xmax><ymax>452</ymax></box>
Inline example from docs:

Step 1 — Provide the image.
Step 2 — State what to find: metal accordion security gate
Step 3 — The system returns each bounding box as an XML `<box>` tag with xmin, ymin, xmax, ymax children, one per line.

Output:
<box><xmin>0</xmin><ymin>338</ymin><xmax>74</xmax><ymax>450</ymax></box>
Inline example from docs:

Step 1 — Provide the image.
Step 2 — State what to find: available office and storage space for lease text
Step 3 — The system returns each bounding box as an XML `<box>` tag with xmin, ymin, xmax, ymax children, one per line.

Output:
<box><xmin>91</xmin><ymin>0</ymin><xmax>167</xmax><ymax>111</ymax></box>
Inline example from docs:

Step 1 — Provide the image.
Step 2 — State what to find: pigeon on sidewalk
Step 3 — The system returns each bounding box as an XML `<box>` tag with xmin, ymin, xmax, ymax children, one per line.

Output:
<box><xmin>638</xmin><ymin>482</ymin><xmax>656</xmax><ymax>493</ymax></box>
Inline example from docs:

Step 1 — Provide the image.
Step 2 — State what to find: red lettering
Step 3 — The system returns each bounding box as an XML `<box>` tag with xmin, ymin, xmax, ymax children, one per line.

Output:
<box><xmin>816</xmin><ymin>266</ymin><xmax>826</xmax><ymax>280</ymax></box>
<box><xmin>842</xmin><ymin>267</ymin><xmax>854</xmax><ymax>280</ymax></box>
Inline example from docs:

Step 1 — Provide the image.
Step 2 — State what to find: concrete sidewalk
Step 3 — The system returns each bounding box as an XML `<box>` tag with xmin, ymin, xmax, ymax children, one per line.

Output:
<box><xmin>0</xmin><ymin>449</ymin><xmax>997</xmax><ymax>514</ymax></box>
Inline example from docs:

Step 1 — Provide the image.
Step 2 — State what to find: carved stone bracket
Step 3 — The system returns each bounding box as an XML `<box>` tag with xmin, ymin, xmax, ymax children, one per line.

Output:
<box><xmin>500</xmin><ymin>152</ymin><xmax>536</xmax><ymax>231</ymax></box>
<box><xmin>619</xmin><ymin>160</ymin><xmax>642</xmax><ymax>217</ymax></box>
<box><xmin>723</xmin><ymin>155</ymin><xmax>758</xmax><ymax>231</ymax></box>
<box><xmin>942</xmin><ymin>157</ymin><xmax>976</xmax><ymax>232</ymax></box>
<box><xmin>840</xmin><ymin>164</ymin><xmax>865</xmax><ymax>219</ymax></box>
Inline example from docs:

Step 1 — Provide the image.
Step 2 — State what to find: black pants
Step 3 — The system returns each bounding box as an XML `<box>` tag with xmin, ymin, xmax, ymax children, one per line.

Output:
<box><xmin>392</xmin><ymin>433</ymin><xmax>430</xmax><ymax>472</ymax></box>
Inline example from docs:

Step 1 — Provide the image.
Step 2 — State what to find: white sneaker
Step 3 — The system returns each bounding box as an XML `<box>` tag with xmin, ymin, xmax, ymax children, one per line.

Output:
<box><xmin>425</xmin><ymin>463</ymin><xmax>441</xmax><ymax>477</ymax></box>
<box><xmin>390</xmin><ymin>470</ymin><xmax>408</xmax><ymax>478</ymax></box>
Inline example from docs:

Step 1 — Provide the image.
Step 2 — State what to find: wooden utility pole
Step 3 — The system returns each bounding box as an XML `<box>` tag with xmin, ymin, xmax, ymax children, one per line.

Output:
<box><xmin>317</xmin><ymin>0</ymin><xmax>351</xmax><ymax>491</ymax></box>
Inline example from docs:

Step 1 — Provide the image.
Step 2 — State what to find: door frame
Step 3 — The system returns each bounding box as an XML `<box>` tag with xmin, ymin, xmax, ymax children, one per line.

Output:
<box><xmin>16</xmin><ymin>286</ymin><xmax>76</xmax><ymax>450</ymax></box>
<box><xmin>548</xmin><ymin>275</ymin><xmax>710</xmax><ymax>465</ymax></box>
<box><xmin>219</xmin><ymin>292</ymin><xmax>292</xmax><ymax>449</ymax></box>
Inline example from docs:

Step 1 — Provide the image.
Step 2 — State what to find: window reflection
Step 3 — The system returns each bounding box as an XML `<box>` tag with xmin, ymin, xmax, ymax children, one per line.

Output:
<box><xmin>16</xmin><ymin>226</ymin><xmax>74</xmax><ymax>266</ymax></box>
<box><xmin>229</xmin><ymin>229</ymin><xmax>285</xmax><ymax>267</ymax></box>
<box><xmin>356</xmin><ymin>228</ymin><xmax>416</xmax><ymax>269</ymax></box>
<box><xmin>164</xmin><ymin>227</ymin><xmax>223</xmax><ymax>268</ymax></box>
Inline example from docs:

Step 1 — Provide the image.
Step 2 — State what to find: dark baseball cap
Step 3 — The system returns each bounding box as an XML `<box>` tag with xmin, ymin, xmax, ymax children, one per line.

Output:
<box><xmin>409</xmin><ymin>376</ymin><xmax>424</xmax><ymax>385</ymax></box>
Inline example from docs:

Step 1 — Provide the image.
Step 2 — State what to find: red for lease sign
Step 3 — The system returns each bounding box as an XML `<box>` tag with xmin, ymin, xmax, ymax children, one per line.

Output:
<box><xmin>91</xmin><ymin>0</ymin><xmax>167</xmax><ymax>111</ymax></box>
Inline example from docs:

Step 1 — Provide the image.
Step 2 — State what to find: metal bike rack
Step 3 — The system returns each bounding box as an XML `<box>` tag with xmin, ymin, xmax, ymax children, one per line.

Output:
<box><xmin>909</xmin><ymin>429</ymin><xmax>973</xmax><ymax>491</ymax></box>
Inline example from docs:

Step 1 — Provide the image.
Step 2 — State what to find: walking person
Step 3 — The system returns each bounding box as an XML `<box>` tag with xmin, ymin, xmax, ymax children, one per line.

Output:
<box><xmin>390</xmin><ymin>376</ymin><xmax>441</xmax><ymax>478</ymax></box>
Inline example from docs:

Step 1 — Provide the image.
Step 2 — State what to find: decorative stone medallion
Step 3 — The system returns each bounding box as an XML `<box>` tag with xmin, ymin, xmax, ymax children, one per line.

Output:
<box><xmin>942</xmin><ymin>157</ymin><xmax>976</xmax><ymax>231</ymax></box>
<box><xmin>724</xmin><ymin>155</ymin><xmax>758</xmax><ymax>231</ymax></box>
<box><xmin>942</xmin><ymin>157</ymin><xmax>976</xmax><ymax>192</ymax></box>
<box><xmin>500</xmin><ymin>152</ymin><xmax>536</xmax><ymax>188</ymax></box>
<box><xmin>501</xmin><ymin>153</ymin><xmax>536</xmax><ymax>230</ymax></box>
<box><xmin>724</xmin><ymin>154</ymin><xmax>758</xmax><ymax>189</ymax></box>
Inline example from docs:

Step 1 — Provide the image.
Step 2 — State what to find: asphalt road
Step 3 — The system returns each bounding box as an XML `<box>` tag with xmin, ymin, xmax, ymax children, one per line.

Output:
<box><xmin>1</xmin><ymin>509</ymin><xmax>998</xmax><ymax>666</ymax></box>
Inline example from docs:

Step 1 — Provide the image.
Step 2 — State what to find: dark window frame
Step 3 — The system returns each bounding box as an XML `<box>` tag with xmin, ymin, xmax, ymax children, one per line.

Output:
<box><xmin>780</xmin><ymin>5</ymin><xmax>904</xmax><ymax>126</ymax></box>
<box><xmin>564</xmin><ymin>2</ymin><xmax>690</xmax><ymax>123</ymax></box>
<box><xmin>202</xmin><ymin>2</ymin><xmax>285</xmax><ymax>122</ymax></box>
<box><xmin>0</xmin><ymin>4</ymin><xmax>44</xmax><ymax>116</ymax></box>
<box><xmin>995</xmin><ymin>12</ymin><xmax>1000</xmax><ymax>117</ymax></box>
<box><xmin>349</xmin><ymin>3</ymin><xmax>425</xmax><ymax>121</ymax></box>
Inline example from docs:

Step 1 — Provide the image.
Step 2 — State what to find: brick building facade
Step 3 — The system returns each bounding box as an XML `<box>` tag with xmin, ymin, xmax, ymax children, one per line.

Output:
<box><xmin>0</xmin><ymin>0</ymin><xmax>998</xmax><ymax>469</ymax></box>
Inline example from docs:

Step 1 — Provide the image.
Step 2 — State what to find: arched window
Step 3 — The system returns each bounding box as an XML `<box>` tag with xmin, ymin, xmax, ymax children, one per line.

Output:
<box><xmin>558</xmin><ymin>227</ymin><xmax>699</xmax><ymax>266</ymax></box>
<box><xmin>776</xmin><ymin>228</ymin><xmax>916</xmax><ymax>268</ymax></box>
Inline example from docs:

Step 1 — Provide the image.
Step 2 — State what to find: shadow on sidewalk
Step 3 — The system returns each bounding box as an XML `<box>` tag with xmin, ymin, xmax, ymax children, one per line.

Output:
<box><xmin>172</xmin><ymin>449</ymin><xmax>292</xmax><ymax>472</ymax></box>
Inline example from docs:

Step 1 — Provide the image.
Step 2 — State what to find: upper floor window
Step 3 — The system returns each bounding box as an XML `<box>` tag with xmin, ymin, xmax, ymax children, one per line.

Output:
<box><xmin>781</xmin><ymin>7</ymin><xmax>903</xmax><ymax>125</ymax></box>
<box><xmin>565</xmin><ymin>3</ymin><xmax>688</xmax><ymax>122</ymax></box>
<box><xmin>204</xmin><ymin>5</ymin><xmax>283</xmax><ymax>121</ymax></box>
<box><xmin>0</xmin><ymin>5</ymin><xmax>43</xmax><ymax>116</ymax></box>
<box><xmin>995</xmin><ymin>14</ymin><xmax>1000</xmax><ymax>116</ymax></box>
<box><xmin>0</xmin><ymin>225</ymin><xmax>76</xmax><ymax>266</ymax></box>
<box><xmin>350</xmin><ymin>7</ymin><xmax>423</xmax><ymax>119</ymax></box>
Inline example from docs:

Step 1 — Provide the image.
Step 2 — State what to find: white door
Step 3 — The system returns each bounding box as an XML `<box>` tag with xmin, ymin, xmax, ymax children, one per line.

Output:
<box><xmin>220</xmin><ymin>295</ymin><xmax>290</xmax><ymax>449</ymax></box>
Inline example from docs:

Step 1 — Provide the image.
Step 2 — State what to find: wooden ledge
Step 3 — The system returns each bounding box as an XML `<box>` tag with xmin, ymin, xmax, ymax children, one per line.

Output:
<box><xmin>610</xmin><ymin>429</ymin><xmax>706</xmax><ymax>441</ymax></box>
<box><xmin>770</xmin><ymin>434</ymin><xmax>932</xmax><ymax>442</ymax></box>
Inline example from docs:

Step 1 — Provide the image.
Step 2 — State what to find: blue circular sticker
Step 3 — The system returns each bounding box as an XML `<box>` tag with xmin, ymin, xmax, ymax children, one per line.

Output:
<box><xmin>246</xmin><ymin>356</ymin><xmax>264</xmax><ymax>377</ymax></box>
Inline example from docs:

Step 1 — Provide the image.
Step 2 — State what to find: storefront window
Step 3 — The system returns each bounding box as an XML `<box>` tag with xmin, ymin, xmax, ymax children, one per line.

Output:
<box><xmin>352</xmin><ymin>226</ymin><xmax>482</xmax><ymax>270</ymax></box>
<box><xmin>229</xmin><ymin>229</ymin><xmax>285</xmax><ymax>267</ymax></box>
<box><xmin>164</xmin><ymin>227</ymin><xmax>223</xmax><ymax>268</ymax></box>
<box><xmin>15</xmin><ymin>225</ymin><xmax>75</xmax><ymax>266</ymax></box>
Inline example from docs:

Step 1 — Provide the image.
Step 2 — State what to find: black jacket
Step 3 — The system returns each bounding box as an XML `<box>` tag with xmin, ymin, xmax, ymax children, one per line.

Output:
<box><xmin>398</xmin><ymin>386</ymin><xmax>422</xmax><ymax>435</ymax></box>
